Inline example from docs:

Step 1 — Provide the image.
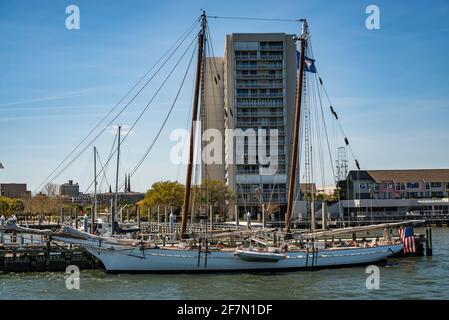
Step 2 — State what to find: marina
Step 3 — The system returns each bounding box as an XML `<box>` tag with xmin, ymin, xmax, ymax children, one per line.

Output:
<box><xmin>1</xmin><ymin>0</ymin><xmax>449</xmax><ymax>304</ymax></box>
<box><xmin>1</xmin><ymin>227</ymin><xmax>447</xmax><ymax>300</ymax></box>
<box><xmin>1</xmin><ymin>14</ymin><xmax>415</xmax><ymax>274</ymax></box>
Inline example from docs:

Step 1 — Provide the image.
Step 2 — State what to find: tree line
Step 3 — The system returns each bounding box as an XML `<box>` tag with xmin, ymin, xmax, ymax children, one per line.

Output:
<box><xmin>0</xmin><ymin>179</ymin><xmax>234</xmax><ymax>220</ymax></box>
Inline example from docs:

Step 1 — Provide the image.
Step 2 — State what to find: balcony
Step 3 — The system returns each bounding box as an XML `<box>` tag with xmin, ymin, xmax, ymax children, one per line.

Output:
<box><xmin>235</xmin><ymin>55</ymin><xmax>258</xmax><ymax>60</ymax></box>
<box><xmin>237</xmin><ymin>111</ymin><xmax>284</xmax><ymax>117</ymax></box>
<box><xmin>236</xmin><ymin>64</ymin><xmax>283</xmax><ymax>70</ymax></box>
<box><xmin>259</xmin><ymin>45</ymin><xmax>283</xmax><ymax>51</ymax></box>
<box><xmin>236</xmin><ymin>93</ymin><xmax>284</xmax><ymax>98</ymax></box>
<box><xmin>236</xmin><ymin>73</ymin><xmax>284</xmax><ymax>80</ymax></box>
<box><xmin>236</xmin><ymin>101</ymin><xmax>284</xmax><ymax>107</ymax></box>
<box><xmin>236</xmin><ymin>120</ymin><xmax>285</xmax><ymax>127</ymax></box>
<box><xmin>236</xmin><ymin>82</ymin><xmax>284</xmax><ymax>89</ymax></box>
<box><xmin>235</xmin><ymin>54</ymin><xmax>283</xmax><ymax>61</ymax></box>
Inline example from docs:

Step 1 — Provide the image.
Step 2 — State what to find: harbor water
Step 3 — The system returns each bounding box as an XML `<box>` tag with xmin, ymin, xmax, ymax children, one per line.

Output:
<box><xmin>1</xmin><ymin>228</ymin><xmax>448</xmax><ymax>300</ymax></box>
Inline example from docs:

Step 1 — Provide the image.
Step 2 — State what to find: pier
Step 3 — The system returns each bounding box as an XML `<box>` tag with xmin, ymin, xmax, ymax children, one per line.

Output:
<box><xmin>0</xmin><ymin>235</ymin><xmax>99</xmax><ymax>273</ymax></box>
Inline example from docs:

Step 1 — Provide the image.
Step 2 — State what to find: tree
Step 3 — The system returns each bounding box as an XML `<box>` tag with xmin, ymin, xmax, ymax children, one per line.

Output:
<box><xmin>42</xmin><ymin>182</ymin><xmax>59</xmax><ymax>197</ymax></box>
<box><xmin>142</xmin><ymin>181</ymin><xmax>185</xmax><ymax>214</ymax></box>
<box><xmin>0</xmin><ymin>197</ymin><xmax>11</xmax><ymax>216</ymax></box>
<box><xmin>196</xmin><ymin>179</ymin><xmax>234</xmax><ymax>218</ymax></box>
<box><xmin>10</xmin><ymin>199</ymin><xmax>25</xmax><ymax>213</ymax></box>
<box><xmin>0</xmin><ymin>197</ymin><xmax>25</xmax><ymax>216</ymax></box>
<box><xmin>20</xmin><ymin>193</ymin><xmax>63</xmax><ymax>216</ymax></box>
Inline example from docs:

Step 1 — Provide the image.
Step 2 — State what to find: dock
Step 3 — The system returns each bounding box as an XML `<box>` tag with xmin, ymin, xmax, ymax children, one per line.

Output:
<box><xmin>0</xmin><ymin>235</ymin><xmax>100</xmax><ymax>273</ymax></box>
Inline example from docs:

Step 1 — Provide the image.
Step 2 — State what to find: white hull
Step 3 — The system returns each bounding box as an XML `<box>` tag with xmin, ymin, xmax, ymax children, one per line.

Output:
<box><xmin>56</xmin><ymin>237</ymin><xmax>403</xmax><ymax>272</ymax></box>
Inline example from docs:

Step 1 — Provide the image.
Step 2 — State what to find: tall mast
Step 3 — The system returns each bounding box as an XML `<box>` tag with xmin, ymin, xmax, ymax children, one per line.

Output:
<box><xmin>285</xmin><ymin>19</ymin><xmax>309</xmax><ymax>236</ymax></box>
<box><xmin>181</xmin><ymin>11</ymin><xmax>207</xmax><ymax>239</ymax></box>
<box><xmin>112</xmin><ymin>125</ymin><xmax>121</xmax><ymax>234</ymax></box>
<box><xmin>93</xmin><ymin>146</ymin><xmax>97</xmax><ymax>234</ymax></box>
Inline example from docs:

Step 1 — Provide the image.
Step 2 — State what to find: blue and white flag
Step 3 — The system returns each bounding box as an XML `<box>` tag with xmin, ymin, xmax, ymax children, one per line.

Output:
<box><xmin>0</xmin><ymin>162</ymin><xmax>4</xmax><ymax>169</ymax></box>
<box><xmin>296</xmin><ymin>50</ymin><xmax>317</xmax><ymax>73</ymax></box>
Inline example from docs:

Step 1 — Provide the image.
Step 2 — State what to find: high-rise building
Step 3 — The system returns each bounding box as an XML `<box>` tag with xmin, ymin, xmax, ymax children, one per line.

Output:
<box><xmin>202</xmin><ymin>33</ymin><xmax>299</xmax><ymax>220</ymax></box>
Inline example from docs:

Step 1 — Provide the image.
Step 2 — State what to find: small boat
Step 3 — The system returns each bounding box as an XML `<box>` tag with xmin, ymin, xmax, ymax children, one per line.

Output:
<box><xmin>234</xmin><ymin>249</ymin><xmax>287</xmax><ymax>262</ymax></box>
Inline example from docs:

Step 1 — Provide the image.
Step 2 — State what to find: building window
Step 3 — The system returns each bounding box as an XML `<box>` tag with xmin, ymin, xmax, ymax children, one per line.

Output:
<box><xmin>407</xmin><ymin>182</ymin><xmax>420</xmax><ymax>189</ymax></box>
<box><xmin>432</xmin><ymin>191</ymin><xmax>444</xmax><ymax>198</ymax></box>
<box><xmin>431</xmin><ymin>182</ymin><xmax>442</xmax><ymax>188</ymax></box>
<box><xmin>234</xmin><ymin>42</ymin><xmax>258</xmax><ymax>50</ymax></box>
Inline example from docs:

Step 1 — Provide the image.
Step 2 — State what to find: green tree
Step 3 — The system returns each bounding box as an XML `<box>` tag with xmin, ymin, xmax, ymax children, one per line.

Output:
<box><xmin>0</xmin><ymin>197</ymin><xmax>25</xmax><ymax>216</ymax></box>
<box><xmin>11</xmin><ymin>199</ymin><xmax>25</xmax><ymax>213</ymax></box>
<box><xmin>196</xmin><ymin>179</ymin><xmax>234</xmax><ymax>217</ymax></box>
<box><xmin>142</xmin><ymin>181</ymin><xmax>185</xmax><ymax>214</ymax></box>
<box><xmin>0</xmin><ymin>196</ymin><xmax>11</xmax><ymax>216</ymax></box>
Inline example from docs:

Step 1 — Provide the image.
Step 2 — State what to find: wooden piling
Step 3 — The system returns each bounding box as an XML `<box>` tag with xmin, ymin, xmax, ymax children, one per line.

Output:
<box><xmin>137</xmin><ymin>206</ymin><xmax>141</xmax><ymax>230</ymax></box>
<box><xmin>74</xmin><ymin>208</ymin><xmax>78</xmax><ymax>229</ymax></box>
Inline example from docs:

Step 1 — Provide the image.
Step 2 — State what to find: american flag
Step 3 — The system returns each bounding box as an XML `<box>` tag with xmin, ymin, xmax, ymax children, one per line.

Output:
<box><xmin>399</xmin><ymin>226</ymin><xmax>416</xmax><ymax>253</ymax></box>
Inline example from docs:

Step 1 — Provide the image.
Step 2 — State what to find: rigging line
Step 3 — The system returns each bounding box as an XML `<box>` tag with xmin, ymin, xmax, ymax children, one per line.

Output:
<box><xmin>86</xmin><ymin>35</ymin><xmax>199</xmax><ymax>192</ymax></box>
<box><xmin>315</xmin><ymin>74</ymin><xmax>337</xmax><ymax>183</ymax></box>
<box><xmin>307</xmin><ymin>38</ymin><xmax>332</xmax><ymax>180</ymax></box>
<box><xmin>96</xmin><ymin>149</ymin><xmax>111</xmax><ymax>193</ymax></box>
<box><xmin>98</xmin><ymin>134</ymin><xmax>117</xmax><ymax>192</ymax></box>
<box><xmin>203</xmin><ymin>27</ymin><xmax>220</xmax><ymax>189</ymax></box>
<box><xmin>207</xmin><ymin>15</ymin><xmax>300</xmax><ymax>22</ymax></box>
<box><xmin>205</xmin><ymin>25</ymin><xmax>224</xmax><ymax>92</ymax></box>
<box><xmin>83</xmin><ymin>151</ymin><xmax>94</xmax><ymax>194</ymax></box>
<box><xmin>176</xmin><ymin>70</ymin><xmax>195</xmax><ymax>182</ymax></box>
<box><xmin>266</xmin><ymin>173</ymin><xmax>279</xmax><ymax>213</ymax></box>
<box><xmin>36</xmin><ymin>20</ymin><xmax>199</xmax><ymax>193</ymax></box>
<box><xmin>52</xmin><ymin>31</ymin><xmax>198</xmax><ymax>189</ymax></box>
<box><xmin>312</xmin><ymin>84</ymin><xmax>325</xmax><ymax>192</ymax></box>
<box><xmin>310</xmin><ymin>72</ymin><xmax>326</xmax><ymax>193</ymax></box>
<box><xmin>237</xmin><ymin>183</ymin><xmax>247</xmax><ymax>215</ymax></box>
<box><xmin>317</xmin><ymin>73</ymin><xmax>360</xmax><ymax>164</ymax></box>
<box><xmin>125</xmin><ymin>41</ymin><xmax>197</xmax><ymax>186</ymax></box>
<box><xmin>34</xmin><ymin>18</ymin><xmax>200</xmax><ymax>194</ymax></box>
<box><xmin>289</xmin><ymin>180</ymin><xmax>303</xmax><ymax>228</ymax></box>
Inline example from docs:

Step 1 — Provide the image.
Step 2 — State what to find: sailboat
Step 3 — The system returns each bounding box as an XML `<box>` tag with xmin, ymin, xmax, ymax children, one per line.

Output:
<box><xmin>45</xmin><ymin>13</ymin><xmax>405</xmax><ymax>272</ymax></box>
<box><xmin>2</xmin><ymin>13</ymin><xmax>407</xmax><ymax>272</ymax></box>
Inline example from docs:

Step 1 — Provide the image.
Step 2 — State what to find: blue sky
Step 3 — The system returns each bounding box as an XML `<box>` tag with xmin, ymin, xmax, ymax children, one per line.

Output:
<box><xmin>1</xmin><ymin>0</ymin><xmax>448</xmax><ymax>193</ymax></box>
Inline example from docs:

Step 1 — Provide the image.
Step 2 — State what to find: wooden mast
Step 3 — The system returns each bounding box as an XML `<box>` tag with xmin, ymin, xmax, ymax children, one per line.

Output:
<box><xmin>284</xmin><ymin>19</ymin><xmax>308</xmax><ymax>236</ymax></box>
<box><xmin>181</xmin><ymin>11</ymin><xmax>207</xmax><ymax>239</ymax></box>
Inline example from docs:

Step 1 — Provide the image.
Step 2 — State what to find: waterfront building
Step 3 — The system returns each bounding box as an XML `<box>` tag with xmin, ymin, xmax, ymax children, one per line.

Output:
<box><xmin>329</xmin><ymin>169</ymin><xmax>449</xmax><ymax>220</ymax></box>
<box><xmin>203</xmin><ymin>33</ymin><xmax>299</xmax><ymax>220</ymax></box>
<box><xmin>343</xmin><ymin>169</ymin><xmax>449</xmax><ymax>200</ymax></box>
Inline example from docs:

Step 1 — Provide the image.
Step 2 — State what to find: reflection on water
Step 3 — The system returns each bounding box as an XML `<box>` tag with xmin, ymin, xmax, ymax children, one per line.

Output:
<box><xmin>1</xmin><ymin>228</ymin><xmax>448</xmax><ymax>300</ymax></box>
